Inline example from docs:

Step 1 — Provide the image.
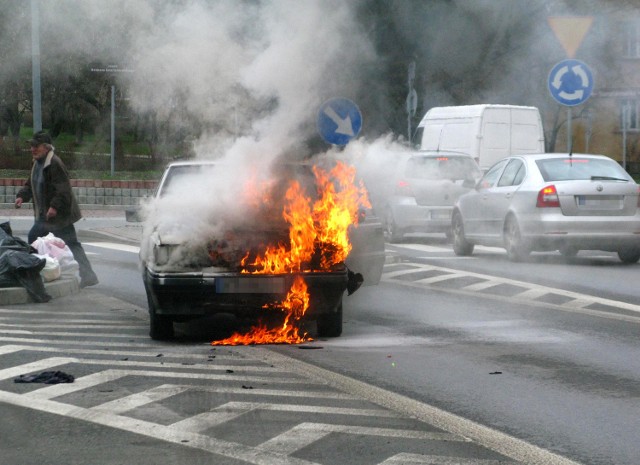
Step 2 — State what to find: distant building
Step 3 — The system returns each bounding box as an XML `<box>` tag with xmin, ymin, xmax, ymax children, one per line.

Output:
<box><xmin>556</xmin><ymin>5</ymin><xmax>640</xmax><ymax>173</ymax></box>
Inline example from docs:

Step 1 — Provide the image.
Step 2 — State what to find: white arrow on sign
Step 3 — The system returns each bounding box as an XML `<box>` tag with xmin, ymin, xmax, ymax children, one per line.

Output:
<box><xmin>559</xmin><ymin>89</ymin><xmax>584</xmax><ymax>100</ymax></box>
<box><xmin>551</xmin><ymin>65</ymin><xmax>568</xmax><ymax>89</ymax></box>
<box><xmin>323</xmin><ymin>106</ymin><xmax>354</xmax><ymax>136</ymax></box>
<box><xmin>551</xmin><ymin>63</ymin><xmax>588</xmax><ymax>101</ymax></box>
<box><xmin>572</xmin><ymin>64</ymin><xmax>589</xmax><ymax>87</ymax></box>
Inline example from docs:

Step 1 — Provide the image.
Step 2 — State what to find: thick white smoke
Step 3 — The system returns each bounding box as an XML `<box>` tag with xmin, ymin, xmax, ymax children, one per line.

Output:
<box><xmin>109</xmin><ymin>0</ymin><xmax>381</xmax><ymax>262</ymax></box>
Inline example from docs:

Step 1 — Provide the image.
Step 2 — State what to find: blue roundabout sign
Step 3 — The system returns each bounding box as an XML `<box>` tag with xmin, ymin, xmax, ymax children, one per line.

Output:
<box><xmin>548</xmin><ymin>59</ymin><xmax>594</xmax><ymax>107</ymax></box>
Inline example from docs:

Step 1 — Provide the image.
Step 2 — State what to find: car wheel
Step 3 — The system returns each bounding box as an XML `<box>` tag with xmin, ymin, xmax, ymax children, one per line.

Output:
<box><xmin>559</xmin><ymin>245</ymin><xmax>579</xmax><ymax>258</ymax></box>
<box><xmin>148</xmin><ymin>295</ymin><xmax>174</xmax><ymax>340</ymax></box>
<box><xmin>384</xmin><ymin>209</ymin><xmax>404</xmax><ymax>243</ymax></box>
<box><xmin>316</xmin><ymin>301</ymin><xmax>343</xmax><ymax>337</ymax></box>
<box><xmin>617</xmin><ymin>248</ymin><xmax>640</xmax><ymax>263</ymax></box>
<box><xmin>452</xmin><ymin>212</ymin><xmax>474</xmax><ymax>256</ymax></box>
<box><xmin>504</xmin><ymin>216</ymin><xmax>530</xmax><ymax>262</ymax></box>
<box><xmin>445</xmin><ymin>228</ymin><xmax>454</xmax><ymax>242</ymax></box>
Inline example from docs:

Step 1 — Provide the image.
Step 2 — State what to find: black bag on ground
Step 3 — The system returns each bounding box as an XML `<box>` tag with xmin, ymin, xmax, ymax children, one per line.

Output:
<box><xmin>0</xmin><ymin>222</ymin><xmax>51</xmax><ymax>303</ymax></box>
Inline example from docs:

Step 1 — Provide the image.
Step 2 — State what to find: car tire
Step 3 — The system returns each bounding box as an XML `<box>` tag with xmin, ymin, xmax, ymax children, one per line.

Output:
<box><xmin>384</xmin><ymin>209</ymin><xmax>403</xmax><ymax>243</ymax></box>
<box><xmin>617</xmin><ymin>248</ymin><xmax>640</xmax><ymax>263</ymax></box>
<box><xmin>504</xmin><ymin>216</ymin><xmax>530</xmax><ymax>262</ymax></box>
<box><xmin>452</xmin><ymin>212</ymin><xmax>474</xmax><ymax>256</ymax></box>
<box><xmin>148</xmin><ymin>295</ymin><xmax>174</xmax><ymax>340</ymax></box>
<box><xmin>445</xmin><ymin>228</ymin><xmax>454</xmax><ymax>242</ymax></box>
<box><xmin>316</xmin><ymin>301</ymin><xmax>343</xmax><ymax>337</ymax></box>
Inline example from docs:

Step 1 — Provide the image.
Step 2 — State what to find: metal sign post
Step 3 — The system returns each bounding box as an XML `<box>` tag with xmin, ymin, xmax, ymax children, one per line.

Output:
<box><xmin>622</xmin><ymin>103</ymin><xmax>630</xmax><ymax>170</ymax></box>
<box><xmin>30</xmin><ymin>0</ymin><xmax>42</xmax><ymax>132</ymax></box>
<box><xmin>548</xmin><ymin>59</ymin><xmax>594</xmax><ymax>152</ymax></box>
<box><xmin>90</xmin><ymin>65</ymin><xmax>134</xmax><ymax>176</ymax></box>
<box><xmin>406</xmin><ymin>61</ymin><xmax>417</xmax><ymax>143</ymax></box>
<box><xmin>110</xmin><ymin>86</ymin><xmax>115</xmax><ymax>176</ymax></box>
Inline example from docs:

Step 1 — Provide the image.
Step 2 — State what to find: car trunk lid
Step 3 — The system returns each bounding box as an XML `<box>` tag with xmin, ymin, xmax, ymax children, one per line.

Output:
<box><xmin>556</xmin><ymin>180</ymin><xmax>639</xmax><ymax>216</ymax></box>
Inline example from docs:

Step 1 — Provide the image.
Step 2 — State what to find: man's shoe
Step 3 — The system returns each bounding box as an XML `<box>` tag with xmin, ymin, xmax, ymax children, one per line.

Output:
<box><xmin>80</xmin><ymin>276</ymin><xmax>99</xmax><ymax>288</ymax></box>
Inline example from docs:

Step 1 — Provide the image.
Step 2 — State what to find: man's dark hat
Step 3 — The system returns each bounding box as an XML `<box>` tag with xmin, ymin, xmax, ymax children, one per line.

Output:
<box><xmin>28</xmin><ymin>130</ymin><xmax>52</xmax><ymax>146</ymax></box>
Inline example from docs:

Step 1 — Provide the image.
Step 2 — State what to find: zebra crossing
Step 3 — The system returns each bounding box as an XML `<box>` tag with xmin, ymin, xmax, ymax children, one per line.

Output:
<box><xmin>382</xmin><ymin>252</ymin><xmax>640</xmax><ymax>324</ymax></box>
<box><xmin>0</xmin><ymin>292</ymin><xmax>579</xmax><ymax>464</ymax></box>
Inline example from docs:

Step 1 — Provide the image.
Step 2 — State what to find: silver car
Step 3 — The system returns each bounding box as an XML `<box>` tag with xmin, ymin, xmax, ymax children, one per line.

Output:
<box><xmin>451</xmin><ymin>153</ymin><xmax>640</xmax><ymax>262</ymax></box>
<box><xmin>374</xmin><ymin>151</ymin><xmax>481</xmax><ymax>242</ymax></box>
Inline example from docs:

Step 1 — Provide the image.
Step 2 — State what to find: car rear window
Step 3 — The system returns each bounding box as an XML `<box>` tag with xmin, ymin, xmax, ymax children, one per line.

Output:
<box><xmin>405</xmin><ymin>156</ymin><xmax>480</xmax><ymax>181</ymax></box>
<box><xmin>535</xmin><ymin>157</ymin><xmax>631</xmax><ymax>182</ymax></box>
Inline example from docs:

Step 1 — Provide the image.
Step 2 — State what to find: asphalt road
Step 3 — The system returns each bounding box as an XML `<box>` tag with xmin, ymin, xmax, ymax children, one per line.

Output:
<box><xmin>2</xmin><ymin>215</ymin><xmax>639</xmax><ymax>465</ymax></box>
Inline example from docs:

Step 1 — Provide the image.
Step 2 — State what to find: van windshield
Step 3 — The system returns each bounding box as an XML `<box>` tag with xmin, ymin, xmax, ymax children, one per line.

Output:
<box><xmin>406</xmin><ymin>156</ymin><xmax>481</xmax><ymax>181</ymax></box>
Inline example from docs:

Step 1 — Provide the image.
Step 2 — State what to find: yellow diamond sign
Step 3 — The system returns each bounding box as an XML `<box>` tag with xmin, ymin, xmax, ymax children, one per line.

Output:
<box><xmin>548</xmin><ymin>16</ymin><xmax>594</xmax><ymax>58</ymax></box>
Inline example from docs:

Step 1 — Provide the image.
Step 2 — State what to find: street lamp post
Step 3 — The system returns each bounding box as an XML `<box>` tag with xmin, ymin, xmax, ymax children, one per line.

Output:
<box><xmin>31</xmin><ymin>0</ymin><xmax>42</xmax><ymax>132</ymax></box>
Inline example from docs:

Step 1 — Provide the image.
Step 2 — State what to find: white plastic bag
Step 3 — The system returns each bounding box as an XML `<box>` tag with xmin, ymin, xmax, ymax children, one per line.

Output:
<box><xmin>31</xmin><ymin>233</ymin><xmax>79</xmax><ymax>273</ymax></box>
<box><xmin>36</xmin><ymin>255</ymin><xmax>61</xmax><ymax>282</ymax></box>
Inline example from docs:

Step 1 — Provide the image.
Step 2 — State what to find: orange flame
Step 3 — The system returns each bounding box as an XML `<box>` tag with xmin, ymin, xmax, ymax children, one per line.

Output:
<box><xmin>212</xmin><ymin>161</ymin><xmax>368</xmax><ymax>346</ymax></box>
<box><xmin>211</xmin><ymin>275</ymin><xmax>310</xmax><ymax>346</ymax></box>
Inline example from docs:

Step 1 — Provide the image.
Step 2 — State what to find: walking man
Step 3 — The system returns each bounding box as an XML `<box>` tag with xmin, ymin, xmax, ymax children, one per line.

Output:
<box><xmin>15</xmin><ymin>130</ymin><xmax>99</xmax><ymax>288</ymax></box>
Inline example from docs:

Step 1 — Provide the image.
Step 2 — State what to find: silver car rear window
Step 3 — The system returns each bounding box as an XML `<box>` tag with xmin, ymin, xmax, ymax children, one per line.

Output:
<box><xmin>406</xmin><ymin>156</ymin><xmax>480</xmax><ymax>181</ymax></box>
<box><xmin>535</xmin><ymin>157</ymin><xmax>629</xmax><ymax>182</ymax></box>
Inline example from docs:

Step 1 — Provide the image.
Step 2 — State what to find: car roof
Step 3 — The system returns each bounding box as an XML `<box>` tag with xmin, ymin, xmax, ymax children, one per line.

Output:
<box><xmin>397</xmin><ymin>150</ymin><xmax>475</xmax><ymax>159</ymax></box>
<box><xmin>165</xmin><ymin>160</ymin><xmax>220</xmax><ymax>168</ymax></box>
<box><xmin>511</xmin><ymin>153</ymin><xmax>610</xmax><ymax>160</ymax></box>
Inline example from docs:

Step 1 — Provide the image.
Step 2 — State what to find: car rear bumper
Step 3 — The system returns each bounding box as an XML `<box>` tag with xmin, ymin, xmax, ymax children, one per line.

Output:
<box><xmin>346</xmin><ymin>221</ymin><xmax>386</xmax><ymax>286</ymax></box>
<box><xmin>520</xmin><ymin>213</ymin><xmax>640</xmax><ymax>251</ymax></box>
<box><xmin>143</xmin><ymin>266</ymin><xmax>350</xmax><ymax>319</ymax></box>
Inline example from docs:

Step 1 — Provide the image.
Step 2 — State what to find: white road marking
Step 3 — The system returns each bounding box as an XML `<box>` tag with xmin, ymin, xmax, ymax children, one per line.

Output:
<box><xmin>0</xmin><ymin>344</ymin><xmax>254</xmax><ymax>362</ymax></box>
<box><xmin>22</xmin><ymin>368</ymin><xmax>310</xmax><ymax>401</ymax></box>
<box><xmin>390</xmin><ymin>243</ymin><xmax>503</xmax><ymax>255</ymax></box>
<box><xmin>93</xmin><ymin>384</ymin><xmax>191</xmax><ymax>414</ymax></box>
<box><xmin>259</xmin><ymin>349</ymin><xmax>583</xmax><ymax>465</ymax></box>
<box><xmin>0</xmin><ymin>357</ymin><xmax>76</xmax><ymax>381</ymax></box>
<box><xmin>382</xmin><ymin>262</ymin><xmax>640</xmax><ymax>320</ymax></box>
<box><xmin>0</xmin><ymin>323</ymin><xmax>144</xmax><ymax>330</ymax></box>
<box><xmin>0</xmin><ymin>389</ymin><xmax>318</xmax><ymax>465</ymax></box>
<box><xmin>172</xmin><ymin>401</ymin><xmax>398</xmax><ymax>433</ymax></box>
<box><xmin>0</xmin><ymin>329</ymin><xmax>147</xmax><ymax>338</ymax></box>
<box><xmin>84</xmin><ymin>241</ymin><xmax>140</xmax><ymax>254</ymax></box>
<box><xmin>379</xmin><ymin>453</ymin><xmax>516</xmax><ymax>464</ymax></box>
<box><xmin>0</xmin><ymin>340</ymin><xmax>582</xmax><ymax>464</ymax></box>
<box><xmin>0</xmin><ymin>336</ymin><xmax>161</xmax><ymax>347</ymax></box>
<box><xmin>258</xmin><ymin>422</ymin><xmax>466</xmax><ymax>455</ymax></box>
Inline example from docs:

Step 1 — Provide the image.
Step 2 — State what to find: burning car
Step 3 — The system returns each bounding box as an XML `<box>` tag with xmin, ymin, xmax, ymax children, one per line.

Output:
<box><xmin>139</xmin><ymin>159</ymin><xmax>385</xmax><ymax>342</ymax></box>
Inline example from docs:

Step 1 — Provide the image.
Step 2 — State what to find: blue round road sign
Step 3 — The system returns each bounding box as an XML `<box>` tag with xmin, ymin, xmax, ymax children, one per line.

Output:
<box><xmin>548</xmin><ymin>59</ymin><xmax>594</xmax><ymax>107</ymax></box>
<box><xmin>317</xmin><ymin>97</ymin><xmax>362</xmax><ymax>145</ymax></box>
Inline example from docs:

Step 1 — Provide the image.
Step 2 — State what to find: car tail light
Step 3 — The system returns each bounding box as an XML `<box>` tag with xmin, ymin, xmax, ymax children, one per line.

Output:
<box><xmin>536</xmin><ymin>185</ymin><xmax>560</xmax><ymax>208</ymax></box>
<box><xmin>395</xmin><ymin>180</ymin><xmax>413</xmax><ymax>196</ymax></box>
<box><xmin>356</xmin><ymin>208</ymin><xmax>367</xmax><ymax>223</ymax></box>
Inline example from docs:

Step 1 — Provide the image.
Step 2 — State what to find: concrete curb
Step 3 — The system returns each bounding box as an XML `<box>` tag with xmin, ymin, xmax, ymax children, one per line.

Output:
<box><xmin>0</xmin><ymin>275</ymin><xmax>80</xmax><ymax>306</ymax></box>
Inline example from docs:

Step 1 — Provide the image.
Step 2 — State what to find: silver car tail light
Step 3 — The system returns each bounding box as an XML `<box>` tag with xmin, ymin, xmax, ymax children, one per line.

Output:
<box><xmin>536</xmin><ymin>185</ymin><xmax>560</xmax><ymax>208</ymax></box>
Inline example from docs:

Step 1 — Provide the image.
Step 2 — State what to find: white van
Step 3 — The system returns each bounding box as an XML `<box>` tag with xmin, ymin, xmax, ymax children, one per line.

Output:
<box><xmin>415</xmin><ymin>104</ymin><xmax>545</xmax><ymax>171</ymax></box>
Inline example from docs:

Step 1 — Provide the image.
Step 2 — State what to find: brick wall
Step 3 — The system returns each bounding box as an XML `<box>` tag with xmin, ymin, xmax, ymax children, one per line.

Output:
<box><xmin>0</xmin><ymin>179</ymin><xmax>158</xmax><ymax>207</ymax></box>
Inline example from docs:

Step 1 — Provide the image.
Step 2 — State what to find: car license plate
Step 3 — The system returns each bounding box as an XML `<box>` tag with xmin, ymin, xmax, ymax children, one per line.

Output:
<box><xmin>431</xmin><ymin>210</ymin><xmax>451</xmax><ymax>220</ymax></box>
<box><xmin>216</xmin><ymin>276</ymin><xmax>287</xmax><ymax>293</ymax></box>
<box><xmin>576</xmin><ymin>195</ymin><xmax>622</xmax><ymax>208</ymax></box>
